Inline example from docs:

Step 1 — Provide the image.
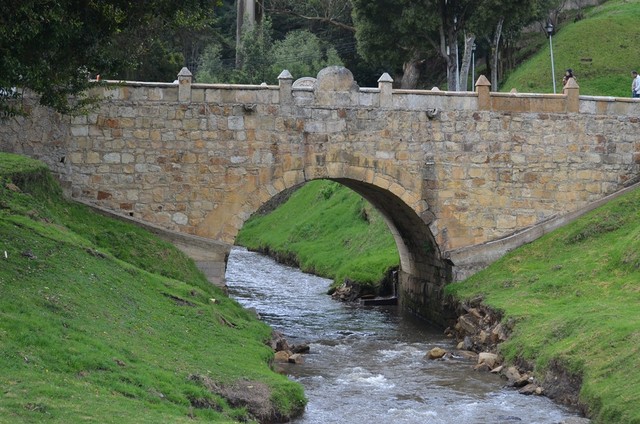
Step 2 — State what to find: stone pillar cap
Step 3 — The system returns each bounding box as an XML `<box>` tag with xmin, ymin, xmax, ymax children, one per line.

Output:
<box><xmin>378</xmin><ymin>73</ymin><xmax>393</xmax><ymax>83</ymax></box>
<box><xmin>475</xmin><ymin>75</ymin><xmax>491</xmax><ymax>87</ymax></box>
<box><xmin>565</xmin><ymin>78</ymin><xmax>579</xmax><ymax>89</ymax></box>
<box><xmin>178</xmin><ymin>67</ymin><xmax>192</xmax><ymax>77</ymax></box>
<box><xmin>278</xmin><ymin>70</ymin><xmax>293</xmax><ymax>80</ymax></box>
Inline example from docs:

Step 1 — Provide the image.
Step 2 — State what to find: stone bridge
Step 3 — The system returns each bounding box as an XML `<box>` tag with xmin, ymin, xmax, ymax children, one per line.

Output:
<box><xmin>2</xmin><ymin>66</ymin><xmax>640</xmax><ymax>324</ymax></box>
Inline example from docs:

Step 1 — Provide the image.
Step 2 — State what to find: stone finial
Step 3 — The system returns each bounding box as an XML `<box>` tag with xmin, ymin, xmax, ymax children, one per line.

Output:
<box><xmin>475</xmin><ymin>75</ymin><xmax>492</xmax><ymax>110</ymax></box>
<box><xmin>378</xmin><ymin>72</ymin><xmax>393</xmax><ymax>108</ymax></box>
<box><xmin>278</xmin><ymin>70</ymin><xmax>293</xmax><ymax>81</ymax></box>
<box><xmin>178</xmin><ymin>67</ymin><xmax>192</xmax><ymax>103</ymax></box>
<box><xmin>316</xmin><ymin>66</ymin><xmax>356</xmax><ymax>92</ymax></box>
<box><xmin>315</xmin><ymin>66</ymin><xmax>359</xmax><ymax>106</ymax></box>
<box><xmin>378</xmin><ymin>73</ymin><xmax>393</xmax><ymax>84</ymax></box>
<box><xmin>178</xmin><ymin>67</ymin><xmax>193</xmax><ymax>78</ymax></box>
<box><xmin>564</xmin><ymin>77</ymin><xmax>579</xmax><ymax>112</ymax></box>
<box><xmin>278</xmin><ymin>70</ymin><xmax>293</xmax><ymax>105</ymax></box>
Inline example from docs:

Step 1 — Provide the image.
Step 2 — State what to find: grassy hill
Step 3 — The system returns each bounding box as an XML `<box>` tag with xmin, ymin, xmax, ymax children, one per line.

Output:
<box><xmin>0</xmin><ymin>153</ymin><xmax>305</xmax><ymax>423</ymax></box>
<box><xmin>236</xmin><ymin>180</ymin><xmax>399</xmax><ymax>293</ymax></box>
<box><xmin>501</xmin><ymin>0</ymin><xmax>640</xmax><ymax>96</ymax></box>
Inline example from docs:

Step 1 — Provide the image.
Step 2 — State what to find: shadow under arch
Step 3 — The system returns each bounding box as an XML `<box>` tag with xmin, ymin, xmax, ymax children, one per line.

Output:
<box><xmin>237</xmin><ymin>176</ymin><xmax>455</xmax><ymax>326</ymax></box>
<box><xmin>329</xmin><ymin>178</ymin><xmax>454</xmax><ymax>326</ymax></box>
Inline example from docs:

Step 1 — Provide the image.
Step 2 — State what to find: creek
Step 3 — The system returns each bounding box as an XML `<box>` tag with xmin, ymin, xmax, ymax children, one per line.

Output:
<box><xmin>226</xmin><ymin>247</ymin><xmax>583</xmax><ymax>424</ymax></box>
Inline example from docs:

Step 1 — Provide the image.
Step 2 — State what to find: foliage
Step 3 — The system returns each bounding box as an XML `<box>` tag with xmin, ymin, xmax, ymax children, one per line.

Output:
<box><xmin>197</xmin><ymin>25</ymin><xmax>344</xmax><ymax>84</ymax></box>
<box><xmin>195</xmin><ymin>44</ymin><xmax>228</xmax><ymax>83</ymax></box>
<box><xmin>236</xmin><ymin>180</ymin><xmax>400</xmax><ymax>291</ymax></box>
<box><xmin>0</xmin><ymin>0</ymin><xmax>221</xmax><ymax>114</ymax></box>
<box><xmin>0</xmin><ymin>152</ymin><xmax>306</xmax><ymax>423</ymax></box>
<box><xmin>237</xmin><ymin>17</ymin><xmax>275</xmax><ymax>84</ymax></box>
<box><xmin>269</xmin><ymin>30</ymin><xmax>343</xmax><ymax>80</ymax></box>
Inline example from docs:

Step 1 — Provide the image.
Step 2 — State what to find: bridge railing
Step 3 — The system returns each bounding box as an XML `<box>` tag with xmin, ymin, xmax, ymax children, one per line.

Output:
<box><xmin>94</xmin><ymin>67</ymin><xmax>639</xmax><ymax>117</ymax></box>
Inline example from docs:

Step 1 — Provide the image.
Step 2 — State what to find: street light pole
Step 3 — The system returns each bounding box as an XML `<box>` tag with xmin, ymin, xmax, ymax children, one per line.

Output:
<box><xmin>546</xmin><ymin>22</ymin><xmax>556</xmax><ymax>94</ymax></box>
<box><xmin>471</xmin><ymin>43</ymin><xmax>476</xmax><ymax>91</ymax></box>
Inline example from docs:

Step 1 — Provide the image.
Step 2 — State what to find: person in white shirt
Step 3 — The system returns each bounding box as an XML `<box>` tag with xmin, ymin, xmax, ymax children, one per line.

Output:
<box><xmin>631</xmin><ymin>71</ymin><xmax>640</xmax><ymax>98</ymax></box>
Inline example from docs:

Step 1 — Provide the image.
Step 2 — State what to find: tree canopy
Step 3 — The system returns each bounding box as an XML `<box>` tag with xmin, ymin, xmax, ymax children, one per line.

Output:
<box><xmin>351</xmin><ymin>0</ymin><xmax>559</xmax><ymax>89</ymax></box>
<box><xmin>0</xmin><ymin>0</ymin><xmax>220</xmax><ymax>115</ymax></box>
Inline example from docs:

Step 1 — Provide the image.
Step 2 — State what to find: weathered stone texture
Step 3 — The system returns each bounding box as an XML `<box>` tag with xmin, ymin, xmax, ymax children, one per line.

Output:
<box><xmin>2</xmin><ymin>69</ymin><xmax>640</xmax><ymax>324</ymax></box>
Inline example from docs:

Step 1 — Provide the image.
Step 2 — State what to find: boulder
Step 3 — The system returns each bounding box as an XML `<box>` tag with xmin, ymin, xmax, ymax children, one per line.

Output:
<box><xmin>478</xmin><ymin>352</ymin><xmax>500</xmax><ymax>369</ymax></box>
<box><xmin>425</xmin><ymin>347</ymin><xmax>448</xmax><ymax>360</ymax></box>
<box><xmin>490</xmin><ymin>365</ymin><xmax>504</xmax><ymax>374</ymax></box>
<box><xmin>501</xmin><ymin>366</ymin><xmax>522</xmax><ymax>386</ymax></box>
<box><xmin>274</xmin><ymin>351</ymin><xmax>290</xmax><ymax>362</ymax></box>
<box><xmin>288</xmin><ymin>354</ymin><xmax>304</xmax><ymax>364</ymax></box>
<box><xmin>291</xmin><ymin>343</ymin><xmax>310</xmax><ymax>354</ymax></box>
<box><xmin>491</xmin><ymin>323</ymin><xmax>509</xmax><ymax>342</ymax></box>
<box><xmin>474</xmin><ymin>362</ymin><xmax>492</xmax><ymax>372</ymax></box>
<box><xmin>458</xmin><ymin>314</ymin><xmax>479</xmax><ymax>335</ymax></box>
<box><xmin>518</xmin><ymin>383</ymin><xmax>541</xmax><ymax>396</ymax></box>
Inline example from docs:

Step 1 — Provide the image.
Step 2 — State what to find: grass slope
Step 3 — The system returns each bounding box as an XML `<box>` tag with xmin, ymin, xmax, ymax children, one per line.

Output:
<box><xmin>446</xmin><ymin>186</ymin><xmax>640</xmax><ymax>423</ymax></box>
<box><xmin>0</xmin><ymin>153</ymin><xmax>305</xmax><ymax>423</ymax></box>
<box><xmin>501</xmin><ymin>0</ymin><xmax>640</xmax><ymax>96</ymax></box>
<box><xmin>236</xmin><ymin>180</ymin><xmax>399</xmax><ymax>291</ymax></box>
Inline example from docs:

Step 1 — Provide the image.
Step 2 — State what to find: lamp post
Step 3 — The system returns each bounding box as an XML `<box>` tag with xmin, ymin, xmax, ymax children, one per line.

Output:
<box><xmin>471</xmin><ymin>43</ymin><xmax>476</xmax><ymax>91</ymax></box>
<box><xmin>546</xmin><ymin>22</ymin><xmax>556</xmax><ymax>94</ymax></box>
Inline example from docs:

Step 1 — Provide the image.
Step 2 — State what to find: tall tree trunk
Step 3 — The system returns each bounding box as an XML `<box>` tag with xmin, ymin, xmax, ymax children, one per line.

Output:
<box><xmin>459</xmin><ymin>34</ymin><xmax>476</xmax><ymax>92</ymax></box>
<box><xmin>490</xmin><ymin>17</ymin><xmax>504</xmax><ymax>92</ymax></box>
<box><xmin>401</xmin><ymin>53</ymin><xmax>423</xmax><ymax>89</ymax></box>
<box><xmin>236</xmin><ymin>0</ymin><xmax>257</xmax><ymax>69</ymax></box>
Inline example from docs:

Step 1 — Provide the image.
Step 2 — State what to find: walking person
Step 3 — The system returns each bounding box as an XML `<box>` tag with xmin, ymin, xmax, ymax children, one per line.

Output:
<box><xmin>632</xmin><ymin>71</ymin><xmax>640</xmax><ymax>98</ymax></box>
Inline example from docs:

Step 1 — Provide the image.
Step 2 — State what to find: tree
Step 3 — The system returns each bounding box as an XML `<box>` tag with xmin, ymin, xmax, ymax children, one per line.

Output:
<box><xmin>351</xmin><ymin>0</ymin><xmax>554</xmax><ymax>91</ymax></box>
<box><xmin>351</xmin><ymin>0</ymin><xmax>493</xmax><ymax>90</ymax></box>
<box><xmin>269</xmin><ymin>30</ymin><xmax>343</xmax><ymax>80</ymax></box>
<box><xmin>469</xmin><ymin>0</ymin><xmax>551</xmax><ymax>90</ymax></box>
<box><xmin>236</xmin><ymin>17</ymin><xmax>274</xmax><ymax>84</ymax></box>
<box><xmin>0</xmin><ymin>0</ymin><xmax>221</xmax><ymax>115</ymax></box>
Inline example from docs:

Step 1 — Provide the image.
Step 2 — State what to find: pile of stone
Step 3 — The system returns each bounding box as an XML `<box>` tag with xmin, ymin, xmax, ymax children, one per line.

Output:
<box><xmin>268</xmin><ymin>330</ymin><xmax>309</xmax><ymax>365</ymax></box>
<box><xmin>423</xmin><ymin>297</ymin><xmax>547</xmax><ymax>397</ymax></box>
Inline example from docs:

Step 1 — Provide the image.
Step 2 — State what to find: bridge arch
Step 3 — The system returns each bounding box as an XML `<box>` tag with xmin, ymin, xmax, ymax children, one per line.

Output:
<box><xmin>207</xmin><ymin>163</ymin><xmax>453</xmax><ymax>323</ymax></box>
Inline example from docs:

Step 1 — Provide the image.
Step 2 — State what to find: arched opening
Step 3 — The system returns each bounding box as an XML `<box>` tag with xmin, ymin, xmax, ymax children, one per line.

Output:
<box><xmin>229</xmin><ymin>177</ymin><xmax>454</xmax><ymax>326</ymax></box>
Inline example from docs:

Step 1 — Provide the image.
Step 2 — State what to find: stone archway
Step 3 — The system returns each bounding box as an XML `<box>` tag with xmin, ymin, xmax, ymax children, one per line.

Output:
<box><xmin>229</xmin><ymin>175</ymin><xmax>453</xmax><ymax>325</ymax></box>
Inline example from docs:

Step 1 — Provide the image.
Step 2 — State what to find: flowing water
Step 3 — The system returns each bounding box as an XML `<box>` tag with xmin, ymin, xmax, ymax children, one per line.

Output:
<box><xmin>226</xmin><ymin>247</ymin><xmax>583</xmax><ymax>424</ymax></box>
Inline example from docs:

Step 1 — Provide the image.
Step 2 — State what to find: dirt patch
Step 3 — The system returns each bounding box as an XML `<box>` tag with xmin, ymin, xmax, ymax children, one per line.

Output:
<box><xmin>188</xmin><ymin>374</ymin><xmax>292</xmax><ymax>423</ymax></box>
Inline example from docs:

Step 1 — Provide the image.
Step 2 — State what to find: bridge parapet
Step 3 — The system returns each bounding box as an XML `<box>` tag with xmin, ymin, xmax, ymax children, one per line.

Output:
<box><xmin>92</xmin><ymin>68</ymin><xmax>640</xmax><ymax>118</ymax></box>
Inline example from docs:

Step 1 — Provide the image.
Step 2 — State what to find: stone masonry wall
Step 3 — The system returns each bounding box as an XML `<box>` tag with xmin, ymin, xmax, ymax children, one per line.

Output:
<box><xmin>2</xmin><ymin>67</ymin><xmax>640</xmax><ymax>323</ymax></box>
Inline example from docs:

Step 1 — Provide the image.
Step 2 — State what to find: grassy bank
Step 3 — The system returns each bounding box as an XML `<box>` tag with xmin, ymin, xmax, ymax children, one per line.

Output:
<box><xmin>236</xmin><ymin>180</ymin><xmax>399</xmax><ymax>292</ymax></box>
<box><xmin>446</xmin><ymin>186</ymin><xmax>640</xmax><ymax>423</ymax></box>
<box><xmin>0</xmin><ymin>153</ymin><xmax>305</xmax><ymax>423</ymax></box>
<box><xmin>501</xmin><ymin>0</ymin><xmax>640</xmax><ymax>96</ymax></box>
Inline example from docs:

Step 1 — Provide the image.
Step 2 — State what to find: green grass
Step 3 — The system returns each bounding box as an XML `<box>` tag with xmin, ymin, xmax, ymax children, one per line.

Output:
<box><xmin>236</xmin><ymin>180</ymin><xmax>399</xmax><ymax>292</ymax></box>
<box><xmin>446</xmin><ymin>187</ymin><xmax>640</xmax><ymax>423</ymax></box>
<box><xmin>501</xmin><ymin>0</ymin><xmax>640</xmax><ymax>96</ymax></box>
<box><xmin>0</xmin><ymin>153</ymin><xmax>306</xmax><ymax>423</ymax></box>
